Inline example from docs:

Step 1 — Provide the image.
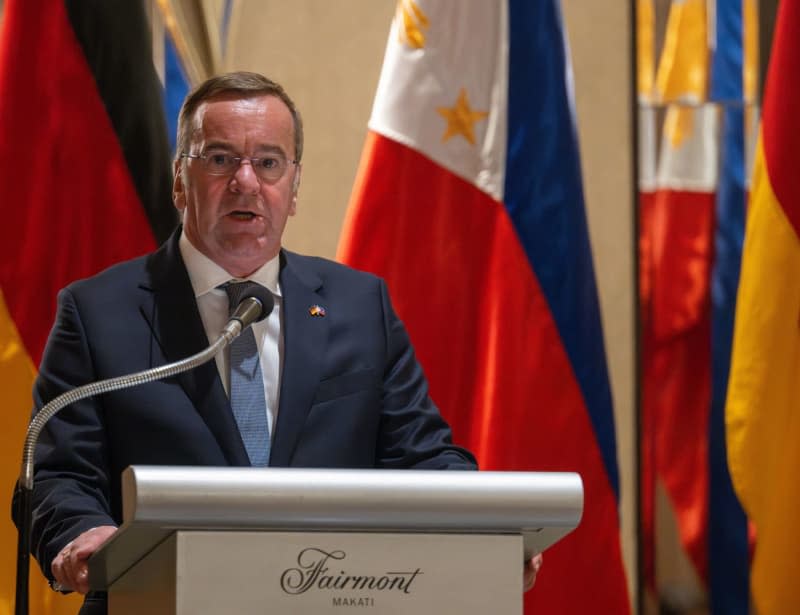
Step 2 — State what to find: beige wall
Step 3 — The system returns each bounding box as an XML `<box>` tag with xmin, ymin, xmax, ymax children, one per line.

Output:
<box><xmin>228</xmin><ymin>0</ymin><xmax>638</xmax><ymax>609</ymax></box>
<box><xmin>561</xmin><ymin>0</ymin><xmax>638</xmax><ymax>608</ymax></box>
<box><xmin>226</xmin><ymin>0</ymin><xmax>396</xmax><ymax>257</ymax></box>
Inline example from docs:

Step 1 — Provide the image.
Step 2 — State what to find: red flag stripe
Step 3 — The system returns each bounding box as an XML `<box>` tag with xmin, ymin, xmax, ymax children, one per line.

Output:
<box><xmin>761</xmin><ymin>0</ymin><xmax>800</xmax><ymax>231</ymax></box>
<box><xmin>341</xmin><ymin>133</ymin><xmax>630</xmax><ymax>613</ymax></box>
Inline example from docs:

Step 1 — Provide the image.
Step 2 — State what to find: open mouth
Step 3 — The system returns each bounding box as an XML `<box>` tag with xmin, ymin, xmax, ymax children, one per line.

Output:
<box><xmin>229</xmin><ymin>211</ymin><xmax>258</xmax><ymax>220</ymax></box>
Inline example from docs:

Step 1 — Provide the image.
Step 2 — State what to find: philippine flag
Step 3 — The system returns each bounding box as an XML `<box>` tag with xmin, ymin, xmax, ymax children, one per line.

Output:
<box><xmin>338</xmin><ymin>1</ymin><xmax>630</xmax><ymax>612</ymax></box>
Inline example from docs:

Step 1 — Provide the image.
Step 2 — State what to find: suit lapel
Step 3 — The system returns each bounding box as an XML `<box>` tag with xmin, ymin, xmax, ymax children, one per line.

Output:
<box><xmin>270</xmin><ymin>251</ymin><xmax>328</xmax><ymax>466</ymax></box>
<box><xmin>140</xmin><ymin>230</ymin><xmax>250</xmax><ymax>466</ymax></box>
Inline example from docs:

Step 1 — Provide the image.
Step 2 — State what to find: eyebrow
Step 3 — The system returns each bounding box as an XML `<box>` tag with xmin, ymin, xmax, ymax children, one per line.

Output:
<box><xmin>203</xmin><ymin>142</ymin><xmax>288</xmax><ymax>157</ymax></box>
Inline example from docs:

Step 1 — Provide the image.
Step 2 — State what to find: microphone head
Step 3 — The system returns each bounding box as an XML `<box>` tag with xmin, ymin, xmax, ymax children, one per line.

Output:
<box><xmin>228</xmin><ymin>284</ymin><xmax>275</xmax><ymax>329</ymax></box>
<box><xmin>243</xmin><ymin>285</ymin><xmax>275</xmax><ymax>323</ymax></box>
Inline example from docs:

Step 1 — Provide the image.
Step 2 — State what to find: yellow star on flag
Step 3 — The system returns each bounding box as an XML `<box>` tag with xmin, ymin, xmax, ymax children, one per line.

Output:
<box><xmin>436</xmin><ymin>88</ymin><xmax>489</xmax><ymax>145</ymax></box>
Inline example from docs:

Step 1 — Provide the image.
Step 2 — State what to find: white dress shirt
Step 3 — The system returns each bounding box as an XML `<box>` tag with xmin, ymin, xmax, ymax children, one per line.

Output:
<box><xmin>179</xmin><ymin>232</ymin><xmax>283</xmax><ymax>439</ymax></box>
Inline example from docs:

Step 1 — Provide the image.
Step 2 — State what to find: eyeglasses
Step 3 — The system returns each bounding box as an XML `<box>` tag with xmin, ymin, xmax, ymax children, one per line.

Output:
<box><xmin>181</xmin><ymin>151</ymin><xmax>299</xmax><ymax>183</ymax></box>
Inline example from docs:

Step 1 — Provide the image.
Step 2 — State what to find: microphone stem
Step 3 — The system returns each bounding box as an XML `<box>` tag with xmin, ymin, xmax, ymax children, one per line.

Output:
<box><xmin>14</xmin><ymin>324</ymin><xmax>240</xmax><ymax>615</ymax></box>
<box><xmin>15</xmin><ymin>295</ymin><xmax>265</xmax><ymax>615</ymax></box>
<box><xmin>14</xmin><ymin>487</ymin><xmax>31</xmax><ymax>615</ymax></box>
<box><xmin>19</xmin><ymin>321</ymin><xmax>240</xmax><ymax>490</ymax></box>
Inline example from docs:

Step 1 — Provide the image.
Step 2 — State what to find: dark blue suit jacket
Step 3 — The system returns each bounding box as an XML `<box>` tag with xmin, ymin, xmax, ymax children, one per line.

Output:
<box><xmin>28</xmin><ymin>229</ymin><xmax>475</xmax><ymax>579</ymax></box>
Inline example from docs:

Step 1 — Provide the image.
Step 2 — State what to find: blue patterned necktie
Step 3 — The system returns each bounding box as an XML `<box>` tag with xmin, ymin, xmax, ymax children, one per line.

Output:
<box><xmin>224</xmin><ymin>281</ymin><xmax>270</xmax><ymax>466</ymax></box>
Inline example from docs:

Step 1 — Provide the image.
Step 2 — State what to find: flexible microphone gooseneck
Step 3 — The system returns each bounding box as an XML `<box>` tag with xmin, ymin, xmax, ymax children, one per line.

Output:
<box><xmin>14</xmin><ymin>288</ymin><xmax>274</xmax><ymax>615</ymax></box>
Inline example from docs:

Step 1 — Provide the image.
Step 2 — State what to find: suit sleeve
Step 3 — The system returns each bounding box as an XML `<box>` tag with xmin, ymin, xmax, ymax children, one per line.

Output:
<box><xmin>15</xmin><ymin>287</ymin><xmax>116</xmax><ymax>582</ymax></box>
<box><xmin>375</xmin><ymin>279</ymin><xmax>477</xmax><ymax>470</ymax></box>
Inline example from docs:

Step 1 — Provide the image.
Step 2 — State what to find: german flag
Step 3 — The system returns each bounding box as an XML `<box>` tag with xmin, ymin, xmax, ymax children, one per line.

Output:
<box><xmin>0</xmin><ymin>1</ymin><xmax>175</xmax><ymax>611</ymax></box>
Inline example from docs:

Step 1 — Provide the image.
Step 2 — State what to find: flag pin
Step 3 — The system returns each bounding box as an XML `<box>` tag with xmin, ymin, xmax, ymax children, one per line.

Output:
<box><xmin>309</xmin><ymin>304</ymin><xmax>326</xmax><ymax>317</ymax></box>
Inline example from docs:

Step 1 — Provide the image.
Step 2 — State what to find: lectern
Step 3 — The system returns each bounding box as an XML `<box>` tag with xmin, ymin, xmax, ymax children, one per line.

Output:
<box><xmin>89</xmin><ymin>466</ymin><xmax>583</xmax><ymax>614</ymax></box>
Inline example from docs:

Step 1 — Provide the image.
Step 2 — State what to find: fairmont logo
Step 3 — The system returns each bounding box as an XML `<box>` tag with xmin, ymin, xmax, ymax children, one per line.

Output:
<box><xmin>280</xmin><ymin>548</ymin><xmax>423</xmax><ymax>596</ymax></box>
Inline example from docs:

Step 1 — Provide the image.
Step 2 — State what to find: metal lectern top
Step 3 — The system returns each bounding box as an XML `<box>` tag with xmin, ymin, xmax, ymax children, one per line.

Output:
<box><xmin>89</xmin><ymin>466</ymin><xmax>583</xmax><ymax>589</ymax></box>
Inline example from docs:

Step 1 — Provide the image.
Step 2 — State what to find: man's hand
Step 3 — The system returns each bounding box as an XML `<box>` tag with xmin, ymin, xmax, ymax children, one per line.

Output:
<box><xmin>523</xmin><ymin>553</ymin><xmax>543</xmax><ymax>591</ymax></box>
<box><xmin>51</xmin><ymin>525</ymin><xmax>117</xmax><ymax>594</ymax></box>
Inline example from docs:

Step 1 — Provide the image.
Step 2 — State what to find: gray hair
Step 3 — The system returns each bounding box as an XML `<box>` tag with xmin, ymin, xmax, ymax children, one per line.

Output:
<box><xmin>175</xmin><ymin>71</ymin><xmax>304</xmax><ymax>163</ymax></box>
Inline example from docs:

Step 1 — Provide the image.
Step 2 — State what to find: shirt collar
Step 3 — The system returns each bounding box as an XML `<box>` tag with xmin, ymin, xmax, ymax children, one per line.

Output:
<box><xmin>179</xmin><ymin>230</ymin><xmax>281</xmax><ymax>298</ymax></box>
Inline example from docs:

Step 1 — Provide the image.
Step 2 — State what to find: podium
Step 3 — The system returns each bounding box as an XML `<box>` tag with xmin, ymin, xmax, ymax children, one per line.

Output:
<box><xmin>89</xmin><ymin>466</ymin><xmax>583</xmax><ymax>614</ymax></box>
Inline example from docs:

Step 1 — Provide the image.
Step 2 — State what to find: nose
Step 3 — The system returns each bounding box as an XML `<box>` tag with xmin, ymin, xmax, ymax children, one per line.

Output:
<box><xmin>229</xmin><ymin>159</ymin><xmax>260</xmax><ymax>194</ymax></box>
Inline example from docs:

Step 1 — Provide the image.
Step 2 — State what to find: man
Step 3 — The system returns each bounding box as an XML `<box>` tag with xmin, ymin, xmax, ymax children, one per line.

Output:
<box><xmin>21</xmin><ymin>72</ymin><xmax>539</xmax><ymax>613</ymax></box>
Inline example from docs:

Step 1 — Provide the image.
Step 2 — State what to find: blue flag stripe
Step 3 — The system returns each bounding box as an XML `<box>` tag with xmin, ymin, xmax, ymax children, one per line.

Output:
<box><xmin>164</xmin><ymin>32</ymin><xmax>190</xmax><ymax>156</ymax></box>
<box><xmin>708</xmin><ymin>2</ymin><xmax>750</xmax><ymax>612</ymax></box>
<box><xmin>504</xmin><ymin>0</ymin><xmax>619</xmax><ymax>497</ymax></box>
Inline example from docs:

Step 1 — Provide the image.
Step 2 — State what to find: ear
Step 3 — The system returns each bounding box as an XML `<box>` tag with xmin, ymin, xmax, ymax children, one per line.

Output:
<box><xmin>289</xmin><ymin>163</ymin><xmax>302</xmax><ymax>216</ymax></box>
<box><xmin>172</xmin><ymin>158</ymin><xmax>186</xmax><ymax>211</ymax></box>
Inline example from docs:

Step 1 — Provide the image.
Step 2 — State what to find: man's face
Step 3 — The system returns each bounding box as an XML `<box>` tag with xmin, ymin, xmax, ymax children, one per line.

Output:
<box><xmin>173</xmin><ymin>94</ymin><xmax>301</xmax><ymax>277</ymax></box>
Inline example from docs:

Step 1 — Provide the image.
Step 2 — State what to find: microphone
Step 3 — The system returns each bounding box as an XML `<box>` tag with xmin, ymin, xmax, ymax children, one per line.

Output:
<box><xmin>227</xmin><ymin>284</ymin><xmax>274</xmax><ymax>330</ymax></box>
<box><xmin>14</xmin><ymin>288</ymin><xmax>274</xmax><ymax>615</ymax></box>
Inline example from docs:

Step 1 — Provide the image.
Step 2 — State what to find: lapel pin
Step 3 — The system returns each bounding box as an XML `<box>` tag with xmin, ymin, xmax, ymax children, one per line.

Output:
<box><xmin>309</xmin><ymin>304</ymin><xmax>326</xmax><ymax>317</ymax></box>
